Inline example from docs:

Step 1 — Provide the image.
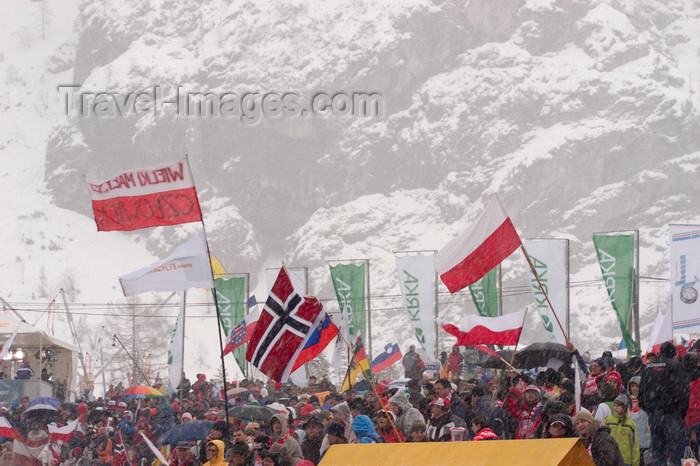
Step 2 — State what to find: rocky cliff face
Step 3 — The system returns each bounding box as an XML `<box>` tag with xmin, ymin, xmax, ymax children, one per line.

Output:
<box><xmin>29</xmin><ymin>0</ymin><xmax>700</xmax><ymax>352</ymax></box>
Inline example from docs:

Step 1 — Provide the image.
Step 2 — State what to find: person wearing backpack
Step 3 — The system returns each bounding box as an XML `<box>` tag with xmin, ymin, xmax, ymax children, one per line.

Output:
<box><xmin>351</xmin><ymin>415</ymin><xmax>384</xmax><ymax>444</ymax></box>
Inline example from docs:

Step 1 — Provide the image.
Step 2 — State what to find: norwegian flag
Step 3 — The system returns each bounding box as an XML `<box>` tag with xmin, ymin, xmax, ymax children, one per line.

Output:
<box><xmin>246</xmin><ymin>267</ymin><xmax>325</xmax><ymax>382</ymax></box>
<box><xmin>111</xmin><ymin>434</ymin><xmax>128</xmax><ymax>466</ymax></box>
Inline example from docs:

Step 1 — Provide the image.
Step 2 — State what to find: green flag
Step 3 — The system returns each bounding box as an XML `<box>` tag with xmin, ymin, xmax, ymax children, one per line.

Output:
<box><xmin>469</xmin><ymin>266</ymin><xmax>499</xmax><ymax>317</ymax></box>
<box><xmin>214</xmin><ymin>276</ymin><xmax>247</xmax><ymax>371</ymax></box>
<box><xmin>593</xmin><ymin>234</ymin><xmax>639</xmax><ymax>355</ymax></box>
<box><xmin>329</xmin><ymin>263</ymin><xmax>367</xmax><ymax>341</ymax></box>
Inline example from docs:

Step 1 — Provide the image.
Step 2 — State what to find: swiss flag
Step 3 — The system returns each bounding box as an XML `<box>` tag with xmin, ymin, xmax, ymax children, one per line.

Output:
<box><xmin>436</xmin><ymin>196</ymin><xmax>521</xmax><ymax>293</ymax></box>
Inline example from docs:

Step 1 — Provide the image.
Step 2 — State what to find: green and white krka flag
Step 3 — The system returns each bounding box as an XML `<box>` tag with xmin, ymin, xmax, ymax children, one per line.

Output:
<box><xmin>469</xmin><ymin>266</ymin><xmax>499</xmax><ymax>317</ymax></box>
<box><xmin>395</xmin><ymin>253</ymin><xmax>436</xmax><ymax>355</ymax></box>
<box><xmin>593</xmin><ymin>234</ymin><xmax>639</xmax><ymax>355</ymax></box>
<box><xmin>330</xmin><ymin>263</ymin><xmax>367</xmax><ymax>341</ymax></box>
<box><xmin>214</xmin><ymin>276</ymin><xmax>247</xmax><ymax>372</ymax></box>
<box><xmin>524</xmin><ymin>239</ymin><xmax>568</xmax><ymax>345</ymax></box>
<box><xmin>167</xmin><ymin>292</ymin><xmax>185</xmax><ymax>394</ymax></box>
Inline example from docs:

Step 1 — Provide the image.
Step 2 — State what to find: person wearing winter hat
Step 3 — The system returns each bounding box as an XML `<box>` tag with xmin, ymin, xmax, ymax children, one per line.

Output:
<box><xmin>508</xmin><ymin>384</ymin><xmax>544</xmax><ymax>439</ymax></box>
<box><xmin>604</xmin><ymin>394</ymin><xmax>639</xmax><ymax>466</ymax></box>
<box><xmin>604</xmin><ymin>371</ymin><xmax>624</xmax><ymax>396</ymax></box>
<box><xmin>543</xmin><ymin>413</ymin><xmax>577</xmax><ymax>439</ymax></box>
<box><xmin>426</xmin><ymin>397</ymin><xmax>466</xmax><ymax>442</ymax></box>
<box><xmin>583</xmin><ymin>358</ymin><xmax>607</xmax><ymax>398</ymax></box>
<box><xmin>574</xmin><ymin>410</ymin><xmax>624</xmax><ymax>465</ymax></box>
<box><xmin>181</xmin><ymin>412</ymin><xmax>193</xmax><ymax>423</ymax></box>
<box><xmin>640</xmin><ymin>341</ymin><xmax>689</xmax><ymax>466</ymax></box>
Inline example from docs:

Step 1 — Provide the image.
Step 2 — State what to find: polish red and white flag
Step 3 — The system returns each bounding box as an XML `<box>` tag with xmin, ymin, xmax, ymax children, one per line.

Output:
<box><xmin>48</xmin><ymin>419</ymin><xmax>78</xmax><ymax>443</ymax></box>
<box><xmin>437</xmin><ymin>308</ymin><xmax>527</xmax><ymax>346</ymax></box>
<box><xmin>86</xmin><ymin>158</ymin><xmax>203</xmax><ymax>231</ymax></box>
<box><xmin>436</xmin><ymin>196</ymin><xmax>521</xmax><ymax>293</ymax></box>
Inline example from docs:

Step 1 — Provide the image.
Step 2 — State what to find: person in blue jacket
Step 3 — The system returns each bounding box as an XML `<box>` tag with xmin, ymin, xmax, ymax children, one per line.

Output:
<box><xmin>352</xmin><ymin>415</ymin><xmax>382</xmax><ymax>443</ymax></box>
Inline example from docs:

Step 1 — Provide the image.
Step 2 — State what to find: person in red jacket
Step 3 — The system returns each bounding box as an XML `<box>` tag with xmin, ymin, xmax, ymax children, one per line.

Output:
<box><xmin>375</xmin><ymin>410</ymin><xmax>404</xmax><ymax>443</ymax></box>
<box><xmin>471</xmin><ymin>415</ymin><xmax>499</xmax><ymax>441</ymax></box>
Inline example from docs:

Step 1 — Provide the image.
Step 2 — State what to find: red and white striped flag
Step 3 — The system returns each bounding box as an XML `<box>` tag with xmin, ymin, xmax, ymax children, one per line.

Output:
<box><xmin>436</xmin><ymin>196</ymin><xmax>521</xmax><ymax>293</ymax></box>
<box><xmin>437</xmin><ymin>308</ymin><xmax>527</xmax><ymax>346</ymax></box>
<box><xmin>86</xmin><ymin>158</ymin><xmax>203</xmax><ymax>231</ymax></box>
<box><xmin>13</xmin><ymin>436</ymin><xmax>47</xmax><ymax>465</ymax></box>
<box><xmin>48</xmin><ymin>419</ymin><xmax>78</xmax><ymax>442</ymax></box>
<box><xmin>0</xmin><ymin>417</ymin><xmax>16</xmax><ymax>439</ymax></box>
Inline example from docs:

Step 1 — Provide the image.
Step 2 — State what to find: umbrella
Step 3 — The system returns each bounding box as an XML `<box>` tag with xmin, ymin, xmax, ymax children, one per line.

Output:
<box><xmin>227</xmin><ymin>387</ymin><xmax>249</xmax><ymax>396</ymax></box>
<box><xmin>156</xmin><ymin>420</ymin><xmax>214</xmax><ymax>446</ymax></box>
<box><xmin>477</xmin><ymin>349</ymin><xmax>515</xmax><ymax>370</ymax></box>
<box><xmin>229</xmin><ymin>405</ymin><xmax>278</xmax><ymax>422</ymax></box>
<box><xmin>513</xmin><ymin>342</ymin><xmax>571</xmax><ymax>369</ymax></box>
<box><xmin>27</xmin><ymin>397</ymin><xmax>61</xmax><ymax>410</ymax></box>
<box><xmin>120</xmin><ymin>385</ymin><xmax>165</xmax><ymax>398</ymax></box>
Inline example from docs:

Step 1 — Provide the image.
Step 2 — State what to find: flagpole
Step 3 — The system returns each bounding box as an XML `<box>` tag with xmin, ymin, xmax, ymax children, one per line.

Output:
<box><xmin>329</xmin><ymin>314</ymin><xmax>404</xmax><ymax>443</ymax></box>
<box><xmin>520</xmin><ymin>244</ymin><xmax>569</xmax><ymax>342</ymax></box>
<box><xmin>184</xmin><ymin>155</ymin><xmax>231</xmax><ymax>435</ymax></box>
<box><xmin>180</xmin><ymin>290</ymin><xmax>186</xmax><ymax>404</ymax></box>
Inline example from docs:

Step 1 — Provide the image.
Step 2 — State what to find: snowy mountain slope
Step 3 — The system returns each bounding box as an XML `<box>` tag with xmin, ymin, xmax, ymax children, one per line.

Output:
<box><xmin>1</xmin><ymin>0</ymin><xmax>700</xmax><ymax>383</ymax></box>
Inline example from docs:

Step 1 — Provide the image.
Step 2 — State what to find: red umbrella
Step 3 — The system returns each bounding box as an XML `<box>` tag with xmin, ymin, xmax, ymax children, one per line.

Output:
<box><xmin>120</xmin><ymin>385</ymin><xmax>164</xmax><ymax>398</ymax></box>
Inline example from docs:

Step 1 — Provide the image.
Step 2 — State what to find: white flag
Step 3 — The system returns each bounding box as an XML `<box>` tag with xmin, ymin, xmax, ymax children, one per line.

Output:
<box><xmin>167</xmin><ymin>293</ymin><xmax>185</xmax><ymax>394</ymax></box>
<box><xmin>669</xmin><ymin>225</ymin><xmax>700</xmax><ymax>332</ymax></box>
<box><xmin>119</xmin><ymin>229</ymin><xmax>214</xmax><ymax>296</ymax></box>
<box><xmin>331</xmin><ymin>304</ymin><xmax>349</xmax><ymax>375</ymax></box>
<box><xmin>395</xmin><ymin>253</ymin><xmax>436</xmax><ymax>356</ymax></box>
<box><xmin>523</xmin><ymin>239</ymin><xmax>568</xmax><ymax>344</ymax></box>
<box><xmin>646</xmin><ymin>305</ymin><xmax>673</xmax><ymax>354</ymax></box>
<box><xmin>0</xmin><ymin>323</ymin><xmax>21</xmax><ymax>360</ymax></box>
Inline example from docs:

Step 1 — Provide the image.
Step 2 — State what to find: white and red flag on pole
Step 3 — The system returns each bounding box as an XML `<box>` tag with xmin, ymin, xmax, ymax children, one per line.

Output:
<box><xmin>118</xmin><ymin>229</ymin><xmax>214</xmax><ymax>296</ymax></box>
<box><xmin>86</xmin><ymin>158</ymin><xmax>203</xmax><ymax>231</ymax></box>
<box><xmin>437</xmin><ymin>308</ymin><xmax>527</xmax><ymax>346</ymax></box>
<box><xmin>436</xmin><ymin>196</ymin><xmax>521</xmax><ymax>293</ymax></box>
<box><xmin>0</xmin><ymin>417</ymin><xmax>16</xmax><ymax>439</ymax></box>
<box><xmin>48</xmin><ymin>419</ymin><xmax>78</xmax><ymax>443</ymax></box>
<box><xmin>245</xmin><ymin>267</ymin><xmax>325</xmax><ymax>383</ymax></box>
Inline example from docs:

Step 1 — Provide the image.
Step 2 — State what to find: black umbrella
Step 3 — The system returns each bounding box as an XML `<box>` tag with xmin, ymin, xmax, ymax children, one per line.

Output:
<box><xmin>513</xmin><ymin>342</ymin><xmax>571</xmax><ymax>369</ymax></box>
<box><xmin>477</xmin><ymin>349</ymin><xmax>515</xmax><ymax>370</ymax></box>
<box><xmin>157</xmin><ymin>420</ymin><xmax>214</xmax><ymax>445</ymax></box>
<box><xmin>229</xmin><ymin>405</ymin><xmax>278</xmax><ymax>422</ymax></box>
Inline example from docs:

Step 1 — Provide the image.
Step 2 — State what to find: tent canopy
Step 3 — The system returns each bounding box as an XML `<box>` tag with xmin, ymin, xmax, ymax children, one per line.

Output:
<box><xmin>0</xmin><ymin>312</ymin><xmax>78</xmax><ymax>351</ymax></box>
<box><xmin>319</xmin><ymin>438</ymin><xmax>594</xmax><ymax>466</ymax></box>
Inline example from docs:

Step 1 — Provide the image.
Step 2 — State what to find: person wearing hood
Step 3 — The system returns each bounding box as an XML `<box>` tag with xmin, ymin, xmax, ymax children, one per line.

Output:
<box><xmin>639</xmin><ymin>341</ymin><xmax>689</xmax><ymax>466</ymax></box>
<box><xmin>604</xmin><ymin>394</ymin><xmax>639</xmax><ymax>466</ymax></box>
<box><xmin>319</xmin><ymin>401</ymin><xmax>355</xmax><ymax>458</ymax></box>
<box><xmin>203</xmin><ymin>440</ymin><xmax>228</xmax><ymax>466</ymax></box>
<box><xmin>198</xmin><ymin>421</ymin><xmax>233</xmax><ymax>464</ymax></box>
<box><xmin>388</xmin><ymin>389</ymin><xmax>425</xmax><ymax>439</ymax></box>
<box><xmin>543</xmin><ymin>413</ymin><xmax>577</xmax><ymax>439</ymax></box>
<box><xmin>574</xmin><ymin>411</ymin><xmax>624</xmax><ymax>465</ymax></box>
<box><xmin>351</xmin><ymin>415</ymin><xmax>382</xmax><ymax>443</ymax></box>
<box><xmin>270</xmin><ymin>413</ymin><xmax>303</xmax><ymax>465</ymax></box>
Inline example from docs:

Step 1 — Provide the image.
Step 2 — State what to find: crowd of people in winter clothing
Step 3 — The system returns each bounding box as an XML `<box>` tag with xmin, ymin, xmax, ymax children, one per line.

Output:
<box><xmin>2</xmin><ymin>338</ymin><xmax>699</xmax><ymax>465</ymax></box>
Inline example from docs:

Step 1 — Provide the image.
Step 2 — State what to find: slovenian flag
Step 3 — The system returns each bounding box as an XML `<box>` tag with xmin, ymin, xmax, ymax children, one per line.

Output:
<box><xmin>436</xmin><ymin>196</ymin><xmax>521</xmax><ymax>293</ymax></box>
<box><xmin>222</xmin><ymin>308</ymin><xmax>260</xmax><ymax>356</ymax></box>
<box><xmin>292</xmin><ymin>314</ymin><xmax>339</xmax><ymax>372</ymax></box>
<box><xmin>371</xmin><ymin>340</ymin><xmax>402</xmax><ymax>374</ymax></box>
